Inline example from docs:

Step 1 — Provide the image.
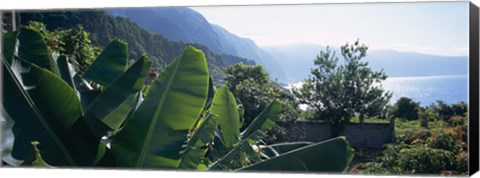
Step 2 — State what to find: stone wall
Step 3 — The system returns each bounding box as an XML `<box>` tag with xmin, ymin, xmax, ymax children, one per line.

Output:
<box><xmin>279</xmin><ymin>121</ymin><xmax>394</xmax><ymax>148</ymax></box>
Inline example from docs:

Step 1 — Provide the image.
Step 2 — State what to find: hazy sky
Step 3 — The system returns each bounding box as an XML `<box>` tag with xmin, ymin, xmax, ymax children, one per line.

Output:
<box><xmin>192</xmin><ymin>2</ymin><xmax>469</xmax><ymax>56</ymax></box>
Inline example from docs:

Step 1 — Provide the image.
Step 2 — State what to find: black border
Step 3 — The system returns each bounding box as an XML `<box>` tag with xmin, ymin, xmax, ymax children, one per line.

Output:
<box><xmin>469</xmin><ymin>2</ymin><xmax>479</xmax><ymax>176</ymax></box>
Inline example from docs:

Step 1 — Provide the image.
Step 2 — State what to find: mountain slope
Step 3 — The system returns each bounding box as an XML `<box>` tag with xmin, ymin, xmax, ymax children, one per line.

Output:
<box><xmin>18</xmin><ymin>10</ymin><xmax>253</xmax><ymax>82</ymax></box>
<box><xmin>366</xmin><ymin>50</ymin><xmax>468</xmax><ymax>77</ymax></box>
<box><xmin>107</xmin><ymin>7</ymin><xmax>287</xmax><ymax>82</ymax></box>
<box><xmin>263</xmin><ymin>44</ymin><xmax>468</xmax><ymax>83</ymax></box>
<box><xmin>107</xmin><ymin>7</ymin><xmax>232</xmax><ymax>55</ymax></box>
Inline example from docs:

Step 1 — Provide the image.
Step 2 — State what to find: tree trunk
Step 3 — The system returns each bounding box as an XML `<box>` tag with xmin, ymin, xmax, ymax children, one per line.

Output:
<box><xmin>359</xmin><ymin>114</ymin><xmax>365</xmax><ymax>124</ymax></box>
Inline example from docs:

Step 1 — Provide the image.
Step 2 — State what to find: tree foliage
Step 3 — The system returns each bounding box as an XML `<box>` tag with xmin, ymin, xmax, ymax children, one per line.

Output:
<box><xmin>391</xmin><ymin>97</ymin><xmax>420</xmax><ymax>121</ymax></box>
<box><xmin>24</xmin><ymin>22</ymin><xmax>101</xmax><ymax>75</ymax></box>
<box><xmin>225</xmin><ymin>63</ymin><xmax>300</xmax><ymax>128</ymax></box>
<box><xmin>430</xmin><ymin>101</ymin><xmax>467</xmax><ymax>121</ymax></box>
<box><xmin>293</xmin><ymin>40</ymin><xmax>391</xmax><ymax>135</ymax></box>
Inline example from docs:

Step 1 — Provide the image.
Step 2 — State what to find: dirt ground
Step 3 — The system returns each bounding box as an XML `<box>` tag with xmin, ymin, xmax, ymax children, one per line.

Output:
<box><xmin>348</xmin><ymin>147</ymin><xmax>384</xmax><ymax>174</ymax></box>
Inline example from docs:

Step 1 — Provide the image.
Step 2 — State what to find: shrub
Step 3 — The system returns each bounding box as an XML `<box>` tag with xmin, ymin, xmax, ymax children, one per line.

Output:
<box><xmin>448</xmin><ymin>115</ymin><xmax>467</xmax><ymax>127</ymax></box>
<box><xmin>396</xmin><ymin>130</ymin><xmax>431</xmax><ymax>144</ymax></box>
<box><xmin>396</xmin><ymin>145</ymin><xmax>455</xmax><ymax>174</ymax></box>
<box><xmin>391</xmin><ymin>97</ymin><xmax>420</xmax><ymax>120</ymax></box>
<box><xmin>455</xmin><ymin>151</ymin><xmax>469</xmax><ymax>174</ymax></box>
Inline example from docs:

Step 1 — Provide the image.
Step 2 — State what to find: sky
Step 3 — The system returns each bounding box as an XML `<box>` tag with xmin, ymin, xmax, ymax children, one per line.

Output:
<box><xmin>191</xmin><ymin>2</ymin><xmax>469</xmax><ymax>56</ymax></box>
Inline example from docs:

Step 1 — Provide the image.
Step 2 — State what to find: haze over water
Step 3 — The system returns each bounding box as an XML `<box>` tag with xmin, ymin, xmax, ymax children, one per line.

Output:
<box><xmin>288</xmin><ymin>75</ymin><xmax>468</xmax><ymax>108</ymax></box>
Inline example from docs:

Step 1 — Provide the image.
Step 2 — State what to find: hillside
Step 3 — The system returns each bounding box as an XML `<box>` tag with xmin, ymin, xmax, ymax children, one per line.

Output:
<box><xmin>106</xmin><ymin>7</ymin><xmax>287</xmax><ymax>82</ymax></box>
<box><xmin>18</xmin><ymin>10</ymin><xmax>253</xmax><ymax>82</ymax></box>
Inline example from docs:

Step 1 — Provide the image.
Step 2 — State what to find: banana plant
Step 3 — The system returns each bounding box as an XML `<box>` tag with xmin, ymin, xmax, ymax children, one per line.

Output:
<box><xmin>1</xmin><ymin>26</ymin><xmax>354</xmax><ymax>172</ymax></box>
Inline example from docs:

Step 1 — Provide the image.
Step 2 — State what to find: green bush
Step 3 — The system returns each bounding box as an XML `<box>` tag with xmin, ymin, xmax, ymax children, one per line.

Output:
<box><xmin>448</xmin><ymin>115</ymin><xmax>467</xmax><ymax>127</ymax></box>
<box><xmin>396</xmin><ymin>130</ymin><xmax>431</xmax><ymax>144</ymax></box>
<box><xmin>360</xmin><ymin>144</ymin><xmax>455</xmax><ymax>174</ymax></box>
<box><xmin>224</xmin><ymin>63</ymin><xmax>300</xmax><ymax>128</ymax></box>
<box><xmin>390</xmin><ymin>97</ymin><xmax>420</xmax><ymax>121</ymax></box>
<box><xmin>396</xmin><ymin>145</ymin><xmax>455</xmax><ymax>174</ymax></box>
<box><xmin>432</xmin><ymin>101</ymin><xmax>467</xmax><ymax>121</ymax></box>
<box><xmin>455</xmin><ymin>151</ymin><xmax>469</xmax><ymax>174</ymax></box>
<box><xmin>426</xmin><ymin>130</ymin><xmax>463</xmax><ymax>153</ymax></box>
<box><xmin>361</xmin><ymin>117</ymin><xmax>468</xmax><ymax>175</ymax></box>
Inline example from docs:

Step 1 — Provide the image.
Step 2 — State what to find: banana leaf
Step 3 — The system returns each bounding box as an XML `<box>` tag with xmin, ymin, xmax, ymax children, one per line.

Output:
<box><xmin>210</xmin><ymin>86</ymin><xmax>240</xmax><ymax>148</ymax></box>
<box><xmin>85</xmin><ymin>55</ymin><xmax>151</xmax><ymax>136</ymax></box>
<box><xmin>16</xmin><ymin>27</ymin><xmax>56</xmax><ymax>72</ymax></box>
<box><xmin>260</xmin><ymin>142</ymin><xmax>311</xmax><ymax>158</ymax></box>
<box><xmin>241</xmin><ymin>100</ymin><xmax>282</xmax><ymax>140</ymax></box>
<box><xmin>2</xmin><ymin>58</ymin><xmax>99</xmax><ymax>166</ymax></box>
<box><xmin>111</xmin><ymin>46</ymin><xmax>209</xmax><ymax>168</ymax></box>
<box><xmin>56</xmin><ymin>55</ymin><xmax>76</xmax><ymax>89</ymax></box>
<box><xmin>83</xmin><ymin>39</ymin><xmax>128</xmax><ymax>87</ymax></box>
<box><xmin>238</xmin><ymin>137</ymin><xmax>354</xmax><ymax>172</ymax></box>
<box><xmin>178</xmin><ymin>114</ymin><xmax>218</xmax><ymax>169</ymax></box>
<box><xmin>208</xmin><ymin>133</ymin><xmax>261</xmax><ymax>170</ymax></box>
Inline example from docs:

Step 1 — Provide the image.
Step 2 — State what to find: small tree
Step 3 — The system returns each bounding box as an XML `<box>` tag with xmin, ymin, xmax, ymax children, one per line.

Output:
<box><xmin>418</xmin><ymin>107</ymin><xmax>438</xmax><ymax>128</ymax></box>
<box><xmin>432</xmin><ymin>100</ymin><xmax>468</xmax><ymax>121</ymax></box>
<box><xmin>391</xmin><ymin>97</ymin><xmax>420</xmax><ymax>120</ymax></box>
<box><xmin>25</xmin><ymin>22</ymin><xmax>101</xmax><ymax>75</ymax></box>
<box><xmin>225</xmin><ymin>63</ymin><xmax>300</xmax><ymax>130</ymax></box>
<box><xmin>294</xmin><ymin>40</ymin><xmax>391</xmax><ymax>136</ymax></box>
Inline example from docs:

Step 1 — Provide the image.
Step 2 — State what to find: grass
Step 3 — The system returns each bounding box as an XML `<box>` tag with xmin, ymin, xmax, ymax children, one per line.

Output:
<box><xmin>350</xmin><ymin>116</ymin><xmax>390</xmax><ymax>123</ymax></box>
<box><xmin>394</xmin><ymin>118</ymin><xmax>449</xmax><ymax>134</ymax></box>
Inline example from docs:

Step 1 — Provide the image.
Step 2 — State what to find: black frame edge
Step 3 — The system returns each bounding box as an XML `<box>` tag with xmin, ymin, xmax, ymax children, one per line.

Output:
<box><xmin>469</xmin><ymin>1</ymin><xmax>480</xmax><ymax>176</ymax></box>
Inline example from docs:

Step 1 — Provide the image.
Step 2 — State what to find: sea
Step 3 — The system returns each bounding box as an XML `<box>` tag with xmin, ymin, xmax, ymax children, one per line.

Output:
<box><xmin>287</xmin><ymin>75</ymin><xmax>469</xmax><ymax>107</ymax></box>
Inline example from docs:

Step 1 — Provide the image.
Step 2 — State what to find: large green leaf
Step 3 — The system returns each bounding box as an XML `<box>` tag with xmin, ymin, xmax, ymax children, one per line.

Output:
<box><xmin>241</xmin><ymin>100</ymin><xmax>282</xmax><ymax>139</ymax></box>
<box><xmin>1</xmin><ymin>31</ymin><xmax>16</xmax><ymax>65</ymax></box>
<box><xmin>56</xmin><ymin>55</ymin><xmax>76</xmax><ymax>89</ymax></box>
<box><xmin>261</xmin><ymin>142</ymin><xmax>311</xmax><ymax>158</ymax></box>
<box><xmin>203</xmin><ymin>77</ymin><xmax>215</xmax><ymax>111</ymax></box>
<box><xmin>189</xmin><ymin>77</ymin><xmax>215</xmax><ymax>137</ymax></box>
<box><xmin>211</xmin><ymin>86</ymin><xmax>240</xmax><ymax>148</ymax></box>
<box><xmin>85</xmin><ymin>55</ymin><xmax>151</xmax><ymax>135</ymax></box>
<box><xmin>178</xmin><ymin>114</ymin><xmax>218</xmax><ymax>170</ymax></box>
<box><xmin>3</xmin><ymin>58</ymin><xmax>99</xmax><ymax>166</ymax></box>
<box><xmin>239</xmin><ymin>137</ymin><xmax>354</xmax><ymax>172</ymax></box>
<box><xmin>111</xmin><ymin>46</ymin><xmax>209</xmax><ymax>168</ymax></box>
<box><xmin>16</xmin><ymin>27</ymin><xmax>56</xmax><ymax>72</ymax></box>
<box><xmin>83</xmin><ymin>39</ymin><xmax>128</xmax><ymax>87</ymax></box>
<box><xmin>98</xmin><ymin>93</ymin><xmax>138</xmax><ymax>132</ymax></box>
<box><xmin>208</xmin><ymin>133</ymin><xmax>260</xmax><ymax>170</ymax></box>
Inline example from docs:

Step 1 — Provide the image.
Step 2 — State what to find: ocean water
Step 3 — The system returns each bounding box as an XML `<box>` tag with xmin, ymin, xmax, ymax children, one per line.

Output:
<box><xmin>287</xmin><ymin>75</ymin><xmax>468</xmax><ymax>107</ymax></box>
<box><xmin>382</xmin><ymin>75</ymin><xmax>468</xmax><ymax>106</ymax></box>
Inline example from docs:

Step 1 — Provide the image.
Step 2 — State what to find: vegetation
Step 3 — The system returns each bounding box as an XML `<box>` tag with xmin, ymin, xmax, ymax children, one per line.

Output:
<box><xmin>390</xmin><ymin>97</ymin><xmax>420</xmax><ymax>121</ymax></box>
<box><xmin>224</xmin><ymin>63</ymin><xmax>300</xmax><ymax>144</ymax></box>
<box><xmin>2</xmin><ymin>10</ymin><xmax>469</xmax><ymax>175</ymax></box>
<box><xmin>225</xmin><ymin>63</ymin><xmax>300</xmax><ymax>125</ymax></box>
<box><xmin>23</xmin><ymin>22</ymin><xmax>102</xmax><ymax>75</ymax></box>
<box><xmin>430</xmin><ymin>100</ymin><xmax>467</xmax><ymax>121</ymax></box>
<box><xmin>293</xmin><ymin>40</ymin><xmax>391</xmax><ymax>136</ymax></box>
<box><xmin>1</xmin><ymin>26</ymin><xmax>354</xmax><ymax>172</ymax></box>
<box><xmin>355</xmin><ymin>98</ymin><xmax>469</xmax><ymax>175</ymax></box>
